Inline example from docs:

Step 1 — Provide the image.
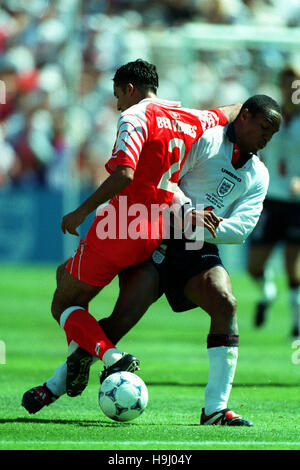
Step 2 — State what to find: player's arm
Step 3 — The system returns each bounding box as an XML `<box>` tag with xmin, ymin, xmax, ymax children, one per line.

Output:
<box><xmin>193</xmin><ymin>104</ymin><xmax>241</xmax><ymax>139</ymax></box>
<box><xmin>62</xmin><ymin>111</ymin><xmax>147</xmax><ymax>236</ymax></box>
<box><xmin>171</xmin><ymin>185</ymin><xmax>222</xmax><ymax>238</ymax></box>
<box><xmin>61</xmin><ymin>166</ymin><xmax>134</xmax><ymax>236</ymax></box>
<box><xmin>217</xmin><ymin>103</ymin><xmax>242</xmax><ymax>123</ymax></box>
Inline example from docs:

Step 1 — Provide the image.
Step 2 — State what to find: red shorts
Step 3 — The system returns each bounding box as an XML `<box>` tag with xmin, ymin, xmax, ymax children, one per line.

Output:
<box><xmin>66</xmin><ymin>215</ymin><xmax>161</xmax><ymax>287</ymax></box>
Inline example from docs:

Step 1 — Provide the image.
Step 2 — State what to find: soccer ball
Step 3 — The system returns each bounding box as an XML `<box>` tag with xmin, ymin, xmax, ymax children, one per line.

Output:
<box><xmin>98</xmin><ymin>371</ymin><xmax>148</xmax><ymax>422</ymax></box>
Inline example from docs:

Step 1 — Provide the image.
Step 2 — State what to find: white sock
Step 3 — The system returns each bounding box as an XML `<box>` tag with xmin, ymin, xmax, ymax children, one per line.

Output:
<box><xmin>45</xmin><ymin>347</ymin><xmax>123</xmax><ymax>397</ymax></box>
<box><xmin>46</xmin><ymin>342</ymin><xmax>99</xmax><ymax>397</ymax></box>
<box><xmin>255</xmin><ymin>269</ymin><xmax>277</xmax><ymax>304</ymax></box>
<box><xmin>204</xmin><ymin>346</ymin><xmax>238</xmax><ymax>416</ymax></box>
<box><xmin>102</xmin><ymin>348</ymin><xmax>123</xmax><ymax>367</ymax></box>
<box><xmin>46</xmin><ymin>362</ymin><xmax>68</xmax><ymax>397</ymax></box>
<box><xmin>290</xmin><ymin>285</ymin><xmax>300</xmax><ymax>332</ymax></box>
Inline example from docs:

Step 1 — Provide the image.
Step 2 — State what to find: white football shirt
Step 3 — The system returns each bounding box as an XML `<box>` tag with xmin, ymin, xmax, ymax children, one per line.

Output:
<box><xmin>172</xmin><ymin>125</ymin><xmax>269</xmax><ymax>244</ymax></box>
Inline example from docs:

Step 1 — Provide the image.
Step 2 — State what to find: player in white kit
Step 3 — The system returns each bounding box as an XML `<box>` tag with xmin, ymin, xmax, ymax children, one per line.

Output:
<box><xmin>154</xmin><ymin>94</ymin><xmax>282</xmax><ymax>426</ymax></box>
<box><xmin>248</xmin><ymin>66</ymin><xmax>300</xmax><ymax>337</ymax></box>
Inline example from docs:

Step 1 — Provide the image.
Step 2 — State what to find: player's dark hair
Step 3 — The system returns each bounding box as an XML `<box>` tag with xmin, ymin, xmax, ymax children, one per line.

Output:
<box><xmin>240</xmin><ymin>94</ymin><xmax>282</xmax><ymax>118</ymax></box>
<box><xmin>113</xmin><ymin>59</ymin><xmax>159</xmax><ymax>93</ymax></box>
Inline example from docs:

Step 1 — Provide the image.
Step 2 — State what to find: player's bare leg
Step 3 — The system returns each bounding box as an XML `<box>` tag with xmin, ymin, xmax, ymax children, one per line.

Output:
<box><xmin>184</xmin><ymin>265</ymin><xmax>252</xmax><ymax>426</ymax></box>
<box><xmin>53</xmin><ymin>261</ymin><xmax>158</xmax><ymax>387</ymax></box>
<box><xmin>285</xmin><ymin>244</ymin><xmax>300</xmax><ymax>337</ymax></box>
<box><xmin>100</xmin><ymin>261</ymin><xmax>160</xmax><ymax>344</ymax></box>
<box><xmin>22</xmin><ymin>260</ymin><xmax>94</xmax><ymax>412</ymax></box>
<box><xmin>51</xmin><ymin>269</ymin><xmax>131</xmax><ymax>396</ymax></box>
<box><xmin>53</xmin><ymin>259</ymin><xmax>159</xmax><ymax>346</ymax></box>
<box><xmin>184</xmin><ymin>265</ymin><xmax>237</xmax><ymax>335</ymax></box>
<box><xmin>22</xmin><ymin>262</ymin><xmax>158</xmax><ymax>413</ymax></box>
<box><xmin>56</xmin><ymin>259</ymin><xmax>70</xmax><ymax>287</ymax></box>
<box><xmin>248</xmin><ymin>244</ymin><xmax>277</xmax><ymax>327</ymax></box>
<box><xmin>52</xmin><ymin>268</ymin><xmax>102</xmax><ymax>322</ymax></box>
<box><xmin>99</xmin><ymin>262</ymin><xmax>159</xmax><ymax>383</ymax></box>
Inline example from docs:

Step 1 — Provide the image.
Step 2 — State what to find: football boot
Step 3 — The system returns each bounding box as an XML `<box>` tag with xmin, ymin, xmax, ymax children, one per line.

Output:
<box><xmin>200</xmin><ymin>408</ymin><xmax>253</xmax><ymax>426</ymax></box>
<box><xmin>22</xmin><ymin>383</ymin><xmax>58</xmax><ymax>414</ymax></box>
<box><xmin>66</xmin><ymin>346</ymin><xmax>93</xmax><ymax>397</ymax></box>
<box><xmin>100</xmin><ymin>353</ymin><xmax>140</xmax><ymax>384</ymax></box>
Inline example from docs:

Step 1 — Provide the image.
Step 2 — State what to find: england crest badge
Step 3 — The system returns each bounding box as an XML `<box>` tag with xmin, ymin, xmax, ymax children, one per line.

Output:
<box><xmin>217</xmin><ymin>178</ymin><xmax>235</xmax><ymax>197</ymax></box>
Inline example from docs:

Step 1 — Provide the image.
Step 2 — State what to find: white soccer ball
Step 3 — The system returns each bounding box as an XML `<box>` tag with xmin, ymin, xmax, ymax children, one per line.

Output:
<box><xmin>98</xmin><ymin>371</ymin><xmax>148</xmax><ymax>422</ymax></box>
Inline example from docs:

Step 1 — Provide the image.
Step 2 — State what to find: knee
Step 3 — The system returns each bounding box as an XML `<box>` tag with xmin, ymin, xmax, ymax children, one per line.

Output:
<box><xmin>56</xmin><ymin>260</ymin><xmax>69</xmax><ymax>287</ymax></box>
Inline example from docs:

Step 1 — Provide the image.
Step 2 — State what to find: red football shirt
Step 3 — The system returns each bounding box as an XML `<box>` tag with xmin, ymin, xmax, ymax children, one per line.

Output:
<box><xmin>80</xmin><ymin>98</ymin><xmax>227</xmax><ymax>284</ymax></box>
<box><xmin>104</xmin><ymin>98</ymin><xmax>227</xmax><ymax>239</ymax></box>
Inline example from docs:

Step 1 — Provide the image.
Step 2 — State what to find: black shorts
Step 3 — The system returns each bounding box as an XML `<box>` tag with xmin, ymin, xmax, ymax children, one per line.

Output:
<box><xmin>152</xmin><ymin>239</ymin><xmax>224</xmax><ymax>312</ymax></box>
<box><xmin>250</xmin><ymin>198</ymin><xmax>300</xmax><ymax>245</ymax></box>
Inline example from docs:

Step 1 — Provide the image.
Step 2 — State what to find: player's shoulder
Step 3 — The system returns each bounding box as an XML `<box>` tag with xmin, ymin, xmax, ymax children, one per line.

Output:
<box><xmin>202</xmin><ymin>123</ymin><xmax>227</xmax><ymax>139</ymax></box>
<box><xmin>119</xmin><ymin>101</ymin><xmax>147</xmax><ymax>119</ymax></box>
<box><xmin>118</xmin><ymin>98</ymin><xmax>181</xmax><ymax>123</ymax></box>
<box><xmin>133</xmin><ymin>97</ymin><xmax>182</xmax><ymax>113</ymax></box>
<box><xmin>252</xmin><ymin>154</ymin><xmax>268</xmax><ymax>174</ymax></box>
<box><xmin>250</xmin><ymin>154</ymin><xmax>269</xmax><ymax>188</ymax></box>
<box><xmin>117</xmin><ymin>102</ymin><xmax>150</xmax><ymax>130</ymax></box>
<box><xmin>198</xmin><ymin>124</ymin><xmax>226</xmax><ymax>148</ymax></box>
<box><xmin>189</xmin><ymin>125</ymin><xmax>225</xmax><ymax>161</ymax></box>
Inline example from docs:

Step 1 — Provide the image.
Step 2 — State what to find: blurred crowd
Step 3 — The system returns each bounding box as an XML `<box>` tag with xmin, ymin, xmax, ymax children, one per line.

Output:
<box><xmin>0</xmin><ymin>0</ymin><xmax>300</xmax><ymax>189</ymax></box>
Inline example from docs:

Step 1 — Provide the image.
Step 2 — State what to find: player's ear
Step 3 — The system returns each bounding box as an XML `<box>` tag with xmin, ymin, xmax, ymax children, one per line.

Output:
<box><xmin>240</xmin><ymin>107</ymin><xmax>251</xmax><ymax>122</ymax></box>
<box><xmin>127</xmin><ymin>83</ymin><xmax>135</xmax><ymax>96</ymax></box>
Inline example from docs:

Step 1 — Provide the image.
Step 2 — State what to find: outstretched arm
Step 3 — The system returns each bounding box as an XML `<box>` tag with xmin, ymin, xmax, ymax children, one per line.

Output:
<box><xmin>218</xmin><ymin>103</ymin><xmax>242</xmax><ymax>123</ymax></box>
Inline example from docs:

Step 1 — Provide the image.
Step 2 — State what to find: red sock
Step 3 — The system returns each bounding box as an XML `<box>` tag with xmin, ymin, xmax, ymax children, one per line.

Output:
<box><xmin>63</xmin><ymin>308</ymin><xmax>115</xmax><ymax>359</ymax></box>
<box><xmin>64</xmin><ymin>303</ymin><xmax>90</xmax><ymax>346</ymax></box>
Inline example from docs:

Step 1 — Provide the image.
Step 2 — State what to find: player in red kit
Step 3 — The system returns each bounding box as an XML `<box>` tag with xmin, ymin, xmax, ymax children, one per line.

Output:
<box><xmin>36</xmin><ymin>60</ymin><xmax>240</xmax><ymax>399</ymax></box>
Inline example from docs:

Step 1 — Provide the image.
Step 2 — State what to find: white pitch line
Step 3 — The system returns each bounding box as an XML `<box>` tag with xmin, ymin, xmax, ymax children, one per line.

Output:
<box><xmin>1</xmin><ymin>440</ymin><xmax>300</xmax><ymax>447</ymax></box>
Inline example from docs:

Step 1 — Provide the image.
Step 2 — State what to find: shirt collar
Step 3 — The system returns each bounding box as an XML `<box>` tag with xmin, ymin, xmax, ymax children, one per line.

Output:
<box><xmin>140</xmin><ymin>97</ymin><xmax>182</xmax><ymax>108</ymax></box>
<box><xmin>226</xmin><ymin>123</ymin><xmax>253</xmax><ymax>169</ymax></box>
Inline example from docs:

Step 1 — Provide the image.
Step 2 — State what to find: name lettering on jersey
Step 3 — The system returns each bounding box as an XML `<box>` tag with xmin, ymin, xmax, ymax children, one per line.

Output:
<box><xmin>156</xmin><ymin>116</ymin><xmax>197</xmax><ymax>138</ymax></box>
<box><xmin>170</xmin><ymin>111</ymin><xmax>181</xmax><ymax>120</ymax></box>
<box><xmin>221</xmin><ymin>168</ymin><xmax>242</xmax><ymax>182</ymax></box>
<box><xmin>198</xmin><ymin>110</ymin><xmax>219</xmax><ymax>130</ymax></box>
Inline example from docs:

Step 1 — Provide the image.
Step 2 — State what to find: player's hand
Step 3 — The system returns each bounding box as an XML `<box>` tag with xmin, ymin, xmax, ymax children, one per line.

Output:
<box><xmin>191</xmin><ymin>210</ymin><xmax>222</xmax><ymax>238</ymax></box>
<box><xmin>290</xmin><ymin>177</ymin><xmax>300</xmax><ymax>196</ymax></box>
<box><xmin>61</xmin><ymin>209</ymin><xmax>86</xmax><ymax>236</ymax></box>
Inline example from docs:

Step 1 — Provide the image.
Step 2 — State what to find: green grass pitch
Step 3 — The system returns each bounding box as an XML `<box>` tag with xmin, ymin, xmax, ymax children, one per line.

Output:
<box><xmin>1</xmin><ymin>264</ymin><xmax>300</xmax><ymax>451</ymax></box>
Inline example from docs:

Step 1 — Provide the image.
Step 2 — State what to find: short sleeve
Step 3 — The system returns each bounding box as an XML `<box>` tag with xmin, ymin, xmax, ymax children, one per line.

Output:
<box><xmin>105</xmin><ymin>111</ymin><xmax>148</xmax><ymax>174</ymax></box>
